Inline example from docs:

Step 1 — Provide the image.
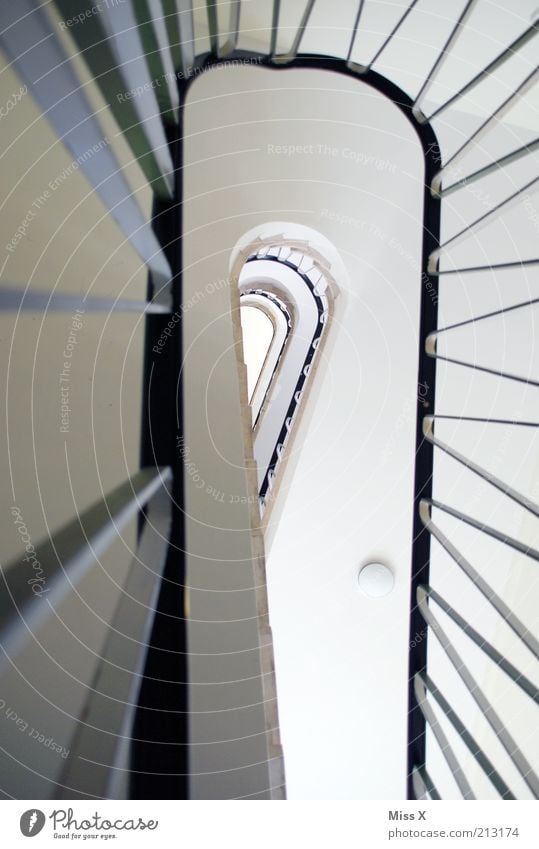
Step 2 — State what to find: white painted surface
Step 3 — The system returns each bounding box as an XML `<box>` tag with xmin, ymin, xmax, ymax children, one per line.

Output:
<box><xmin>184</xmin><ymin>48</ymin><xmax>539</xmax><ymax>798</ymax></box>
<box><xmin>1</xmin><ymin>0</ymin><xmax>537</xmax><ymax>802</ymax></box>
<box><xmin>184</xmin><ymin>63</ymin><xmax>424</xmax><ymax>798</ymax></box>
<box><xmin>359</xmin><ymin>563</ymin><xmax>396</xmax><ymax>598</ymax></box>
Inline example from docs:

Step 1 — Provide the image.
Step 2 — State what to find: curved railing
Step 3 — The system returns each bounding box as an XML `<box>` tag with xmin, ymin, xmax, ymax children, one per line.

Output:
<box><xmin>0</xmin><ymin>0</ymin><xmax>537</xmax><ymax>799</ymax></box>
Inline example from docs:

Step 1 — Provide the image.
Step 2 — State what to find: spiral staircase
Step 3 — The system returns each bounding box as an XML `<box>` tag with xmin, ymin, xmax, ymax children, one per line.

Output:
<box><xmin>0</xmin><ymin>0</ymin><xmax>538</xmax><ymax>800</ymax></box>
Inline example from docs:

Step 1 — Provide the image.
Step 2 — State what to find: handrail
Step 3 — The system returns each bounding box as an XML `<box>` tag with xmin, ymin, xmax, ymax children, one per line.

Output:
<box><xmin>426</xmin><ymin>21</ymin><xmax>539</xmax><ymax>125</ymax></box>
<box><xmin>0</xmin><ymin>468</ymin><xmax>171</xmax><ymax>670</ymax></box>
<box><xmin>132</xmin><ymin>0</ymin><xmax>180</xmax><ymax>122</ymax></box>
<box><xmin>416</xmin><ymin>673</ymin><xmax>515</xmax><ymax>800</ymax></box>
<box><xmin>52</xmin><ymin>0</ymin><xmax>175</xmax><ymax>199</ymax></box>
<box><xmin>423</xmin><ymin>497</ymin><xmax>539</xmax><ymax>562</ymax></box>
<box><xmin>55</xmin><ymin>484</ymin><xmax>172</xmax><ymax>798</ymax></box>
<box><xmin>412</xmin><ymin>0</ymin><xmax>481</xmax><ymax>123</ymax></box>
<box><xmin>205</xmin><ymin>0</ymin><xmax>220</xmax><ymax>57</ymax></box>
<box><xmin>0</xmin><ymin>288</ymin><xmax>171</xmax><ymax>315</ymax></box>
<box><xmin>434</xmin><ymin>259</ymin><xmax>539</xmax><ymax>275</ymax></box>
<box><xmin>419</xmin><ymin>502</ymin><xmax>539</xmax><ymax>658</ymax></box>
<box><xmin>0</xmin><ymin>0</ymin><xmax>172</xmax><ymax>305</ymax></box>
<box><xmin>346</xmin><ymin>0</ymin><xmax>367</xmax><ymax>68</ymax></box>
<box><xmin>172</xmin><ymin>0</ymin><xmax>196</xmax><ymax>78</ymax></box>
<box><xmin>423</xmin><ymin>417</ymin><xmax>539</xmax><ymax>517</ymax></box>
<box><xmin>2</xmin><ymin>0</ymin><xmax>537</xmax><ymax>801</ymax></box>
<box><xmin>438</xmin><ymin>138</ymin><xmax>539</xmax><ymax>198</ymax></box>
<box><xmin>422</xmin><ymin>585</ymin><xmax>539</xmax><ymax>695</ymax></box>
<box><xmin>431</xmin><ymin>66</ymin><xmax>539</xmax><ymax>195</ymax></box>
<box><xmin>429</xmin><ymin>176</ymin><xmax>539</xmax><ymax>260</ymax></box>
<box><xmin>414</xmin><ymin>673</ymin><xmax>475</xmax><ymax>800</ymax></box>
<box><xmin>417</xmin><ymin>587</ymin><xmax>539</xmax><ymax>798</ymax></box>
<box><xmin>412</xmin><ymin>765</ymin><xmax>441</xmax><ymax>801</ymax></box>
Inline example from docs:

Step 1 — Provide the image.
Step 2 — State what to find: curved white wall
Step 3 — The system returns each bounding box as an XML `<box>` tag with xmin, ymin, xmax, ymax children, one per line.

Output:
<box><xmin>183</xmin><ymin>64</ymin><xmax>424</xmax><ymax>798</ymax></box>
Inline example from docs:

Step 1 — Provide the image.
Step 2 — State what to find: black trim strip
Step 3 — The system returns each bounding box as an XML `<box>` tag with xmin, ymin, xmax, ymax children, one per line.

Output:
<box><xmin>132</xmin><ymin>116</ymin><xmax>188</xmax><ymax>800</ymax></box>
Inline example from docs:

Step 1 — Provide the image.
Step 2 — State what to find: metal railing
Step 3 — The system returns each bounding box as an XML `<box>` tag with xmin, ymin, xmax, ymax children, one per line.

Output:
<box><xmin>190</xmin><ymin>0</ymin><xmax>539</xmax><ymax>801</ymax></box>
<box><xmin>0</xmin><ymin>0</ymin><xmax>537</xmax><ymax>800</ymax></box>
<box><xmin>245</xmin><ymin>247</ymin><xmax>332</xmax><ymax>508</ymax></box>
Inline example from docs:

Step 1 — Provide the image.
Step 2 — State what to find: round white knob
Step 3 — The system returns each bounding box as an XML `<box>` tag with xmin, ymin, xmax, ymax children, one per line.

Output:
<box><xmin>358</xmin><ymin>562</ymin><xmax>394</xmax><ymax>597</ymax></box>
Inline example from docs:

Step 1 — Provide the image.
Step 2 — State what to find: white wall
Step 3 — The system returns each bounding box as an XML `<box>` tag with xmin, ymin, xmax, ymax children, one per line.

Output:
<box><xmin>183</xmin><ymin>64</ymin><xmax>425</xmax><ymax>798</ymax></box>
<box><xmin>184</xmin><ymin>54</ymin><xmax>539</xmax><ymax>799</ymax></box>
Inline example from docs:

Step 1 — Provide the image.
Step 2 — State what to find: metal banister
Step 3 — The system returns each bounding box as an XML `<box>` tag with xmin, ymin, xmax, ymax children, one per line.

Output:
<box><xmin>0</xmin><ymin>468</ymin><xmax>171</xmax><ymax>669</ymax></box>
